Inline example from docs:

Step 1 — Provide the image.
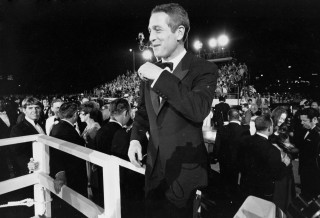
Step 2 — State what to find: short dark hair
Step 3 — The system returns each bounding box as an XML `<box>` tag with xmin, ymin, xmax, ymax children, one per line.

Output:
<box><xmin>255</xmin><ymin>114</ymin><xmax>273</xmax><ymax>132</ymax></box>
<box><xmin>22</xmin><ymin>97</ymin><xmax>42</xmax><ymax>109</ymax></box>
<box><xmin>79</xmin><ymin>101</ymin><xmax>101</xmax><ymax>122</ymax></box>
<box><xmin>218</xmin><ymin>96</ymin><xmax>225</xmax><ymax>102</ymax></box>
<box><xmin>110</xmin><ymin>98</ymin><xmax>130</xmax><ymax>116</ymax></box>
<box><xmin>228</xmin><ymin>109</ymin><xmax>239</xmax><ymax>121</ymax></box>
<box><xmin>152</xmin><ymin>3</ymin><xmax>190</xmax><ymax>42</ymax></box>
<box><xmin>59</xmin><ymin>102</ymin><xmax>78</xmax><ymax>119</ymax></box>
<box><xmin>300</xmin><ymin>108</ymin><xmax>319</xmax><ymax>121</ymax></box>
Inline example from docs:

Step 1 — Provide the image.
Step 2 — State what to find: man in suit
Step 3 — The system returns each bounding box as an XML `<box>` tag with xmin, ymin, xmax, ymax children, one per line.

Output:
<box><xmin>8</xmin><ymin>97</ymin><xmax>45</xmax><ymax>217</ymax></box>
<box><xmin>299</xmin><ymin>108</ymin><xmax>320</xmax><ymax>198</ymax></box>
<box><xmin>240</xmin><ymin>114</ymin><xmax>286</xmax><ymax>202</ymax></box>
<box><xmin>128</xmin><ymin>3</ymin><xmax>218</xmax><ymax>218</ymax></box>
<box><xmin>49</xmin><ymin>102</ymin><xmax>87</xmax><ymax>218</ymax></box>
<box><xmin>49</xmin><ymin>102</ymin><xmax>87</xmax><ymax>196</ymax></box>
<box><xmin>45</xmin><ymin>98</ymin><xmax>64</xmax><ymax>135</ymax></box>
<box><xmin>215</xmin><ymin>109</ymin><xmax>250</xmax><ymax>202</ymax></box>
<box><xmin>95</xmin><ymin>98</ymin><xmax>131</xmax><ymax>159</ymax></box>
<box><xmin>10</xmin><ymin>97</ymin><xmax>45</xmax><ymax>176</ymax></box>
<box><xmin>213</xmin><ymin>96</ymin><xmax>230</xmax><ymax>128</ymax></box>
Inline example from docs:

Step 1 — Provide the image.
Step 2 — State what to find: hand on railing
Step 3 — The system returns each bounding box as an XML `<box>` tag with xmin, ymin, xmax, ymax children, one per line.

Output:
<box><xmin>128</xmin><ymin>140</ymin><xmax>143</xmax><ymax>168</ymax></box>
<box><xmin>54</xmin><ymin>171</ymin><xmax>67</xmax><ymax>194</ymax></box>
<box><xmin>28</xmin><ymin>158</ymin><xmax>39</xmax><ymax>173</ymax></box>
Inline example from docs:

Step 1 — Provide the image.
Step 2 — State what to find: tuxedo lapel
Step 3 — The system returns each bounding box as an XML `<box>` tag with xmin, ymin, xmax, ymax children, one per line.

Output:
<box><xmin>23</xmin><ymin>119</ymin><xmax>39</xmax><ymax>135</ymax></box>
<box><xmin>156</xmin><ymin>52</ymin><xmax>192</xmax><ymax>115</ymax></box>
<box><xmin>149</xmin><ymin>80</ymin><xmax>160</xmax><ymax>114</ymax></box>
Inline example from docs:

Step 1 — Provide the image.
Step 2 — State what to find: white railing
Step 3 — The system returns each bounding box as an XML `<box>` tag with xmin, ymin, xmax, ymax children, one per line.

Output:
<box><xmin>0</xmin><ymin>134</ymin><xmax>145</xmax><ymax>218</ymax></box>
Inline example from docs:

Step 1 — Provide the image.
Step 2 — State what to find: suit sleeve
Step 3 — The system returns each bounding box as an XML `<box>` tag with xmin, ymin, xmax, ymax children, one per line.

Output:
<box><xmin>153</xmin><ymin>62</ymin><xmax>218</xmax><ymax>123</ymax></box>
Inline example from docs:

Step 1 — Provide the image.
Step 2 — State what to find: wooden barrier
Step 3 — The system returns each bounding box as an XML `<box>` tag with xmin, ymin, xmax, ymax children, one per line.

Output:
<box><xmin>0</xmin><ymin>134</ymin><xmax>145</xmax><ymax>218</ymax></box>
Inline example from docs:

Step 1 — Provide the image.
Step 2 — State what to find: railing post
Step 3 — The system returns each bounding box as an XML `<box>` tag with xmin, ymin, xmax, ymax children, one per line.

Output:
<box><xmin>103</xmin><ymin>157</ymin><xmax>121</xmax><ymax>218</ymax></box>
<box><xmin>32</xmin><ymin>139</ymin><xmax>51</xmax><ymax>217</ymax></box>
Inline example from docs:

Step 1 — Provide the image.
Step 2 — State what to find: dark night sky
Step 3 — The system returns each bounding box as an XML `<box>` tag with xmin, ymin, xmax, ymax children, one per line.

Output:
<box><xmin>1</xmin><ymin>0</ymin><xmax>320</xmax><ymax>94</ymax></box>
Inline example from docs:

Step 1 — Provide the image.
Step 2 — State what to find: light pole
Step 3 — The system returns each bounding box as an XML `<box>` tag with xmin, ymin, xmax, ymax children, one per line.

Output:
<box><xmin>129</xmin><ymin>49</ymin><xmax>135</xmax><ymax>73</ymax></box>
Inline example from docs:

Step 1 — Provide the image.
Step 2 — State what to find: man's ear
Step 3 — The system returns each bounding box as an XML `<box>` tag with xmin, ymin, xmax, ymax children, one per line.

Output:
<box><xmin>312</xmin><ymin>117</ymin><xmax>318</xmax><ymax>123</ymax></box>
<box><xmin>176</xmin><ymin>25</ymin><xmax>185</xmax><ymax>41</ymax></box>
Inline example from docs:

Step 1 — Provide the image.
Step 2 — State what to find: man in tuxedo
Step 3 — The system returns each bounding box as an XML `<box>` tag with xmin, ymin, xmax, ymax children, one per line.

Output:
<box><xmin>299</xmin><ymin>108</ymin><xmax>320</xmax><ymax>197</ymax></box>
<box><xmin>8</xmin><ymin>97</ymin><xmax>45</xmax><ymax>217</ymax></box>
<box><xmin>45</xmin><ymin>98</ymin><xmax>64</xmax><ymax>135</ymax></box>
<box><xmin>128</xmin><ymin>3</ymin><xmax>218</xmax><ymax>218</ymax></box>
<box><xmin>49</xmin><ymin>102</ymin><xmax>87</xmax><ymax>218</ymax></box>
<box><xmin>215</xmin><ymin>109</ymin><xmax>250</xmax><ymax>202</ymax></box>
<box><xmin>240</xmin><ymin>115</ymin><xmax>286</xmax><ymax>202</ymax></box>
<box><xmin>95</xmin><ymin>98</ymin><xmax>131</xmax><ymax>159</ymax></box>
<box><xmin>10</xmin><ymin>97</ymin><xmax>45</xmax><ymax>176</ymax></box>
<box><xmin>213</xmin><ymin>96</ymin><xmax>230</xmax><ymax>128</ymax></box>
<box><xmin>49</xmin><ymin>102</ymin><xmax>87</xmax><ymax>196</ymax></box>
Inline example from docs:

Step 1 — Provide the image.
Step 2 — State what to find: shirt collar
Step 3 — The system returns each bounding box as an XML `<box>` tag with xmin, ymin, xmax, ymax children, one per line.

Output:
<box><xmin>61</xmin><ymin>119</ymin><xmax>75</xmax><ymax>127</ymax></box>
<box><xmin>230</xmin><ymin>120</ymin><xmax>241</xmax><ymax>125</ymax></box>
<box><xmin>162</xmin><ymin>49</ymin><xmax>186</xmax><ymax>71</ymax></box>
<box><xmin>109</xmin><ymin>118</ymin><xmax>123</xmax><ymax>127</ymax></box>
<box><xmin>256</xmin><ymin>132</ymin><xmax>269</xmax><ymax>140</ymax></box>
<box><xmin>25</xmin><ymin>116</ymin><xmax>37</xmax><ymax>126</ymax></box>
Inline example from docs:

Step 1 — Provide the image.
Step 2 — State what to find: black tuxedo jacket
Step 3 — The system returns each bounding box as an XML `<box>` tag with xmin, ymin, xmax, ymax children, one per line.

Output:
<box><xmin>241</xmin><ymin>134</ymin><xmax>285</xmax><ymax>192</ymax></box>
<box><xmin>215</xmin><ymin>122</ymin><xmax>250</xmax><ymax>168</ymax></box>
<box><xmin>10</xmin><ymin>119</ymin><xmax>44</xmax><ymax>176</ymax></box>
<box><xmin>95</xmin><ymin>121</ymin><xmax>131</xmax><ymax>161</ymax></box>
<box><xmin>0</xmin><ymin>110</ymin><xmax>16</xmax><ymax>139</ymax></box>
<box><xmin>131</xmin><ymin>52</ymin><xmax>218</xmax><ymax>206</ymax></box>
<box><xmin>95</xmin><ymin>122</ymin><xmax>122</xmax><ymax>155</ymax></box>
<box><xmin>50</xmin><ymin>120</ymin><xmax>87</xmax><ymax>195</ymax></box>
<box><xmin>213</xmin><ymin>102</ymin><xmax>230</xmax><ymax>127</ymax></box>
<box><xmin>299</xmin><ymin>128</ymin><xmax>320</xmax><ymax>172</ymax></box>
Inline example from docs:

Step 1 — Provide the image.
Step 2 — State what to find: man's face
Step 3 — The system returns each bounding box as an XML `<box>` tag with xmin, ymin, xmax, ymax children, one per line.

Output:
<box><xmin>52</xmin><ymin>102</ymin><xmax>63</xmax><ymax>116</ymax></box>
<box><xmin>311</xmin><ymin>102</ymin><xmax>319</xmax><ymax>110</ymax></box>
<box><xmin>300</xmin><ymin>115</ymin><xmax>315</xmax><ymax>129</ymax></box>
<box><xmin>148</xmin><ymin>12</ymin><xmax>180</xmax><ymax>59</ymax></box>
<box><xmin>24</xmin><ymin>104</ymin><xmax>41</xmax><ymax>121</ymax></box>
<box><xmin>43</xmin><ymin>100</ymin><xmax>49</xmax><ymax>108</ymax></box>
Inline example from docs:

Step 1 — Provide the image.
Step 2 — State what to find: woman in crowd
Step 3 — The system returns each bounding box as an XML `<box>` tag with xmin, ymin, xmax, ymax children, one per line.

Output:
<box><xmin>270</xmin><ymin>106</ymin><xmax>298</xmax><ymax>214</ymax></box>
<box><xmin>79</xmin><ymin>101</ymin><xmax>101</xmax><ymax>200</ymax></box>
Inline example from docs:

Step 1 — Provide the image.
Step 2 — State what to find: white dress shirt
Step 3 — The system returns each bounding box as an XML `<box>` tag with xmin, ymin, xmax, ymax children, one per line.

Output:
<box><xmin>0</xmin><ymin>111</ymin><xmax>10</xmax><ymax>127</ymax></box>
<box><xmin>151</xmin><ymin>49</ymin><xmax>187</xmax><ymax>87</ymax></box>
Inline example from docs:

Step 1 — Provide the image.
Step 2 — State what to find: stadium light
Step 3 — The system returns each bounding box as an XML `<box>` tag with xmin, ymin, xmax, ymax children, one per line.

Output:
<box><xmin>193</xmin><ymin>40</ymin><xmax>203</xmax><ymax>50</ymax></box>
<box><xmin>208</xmin><ymin>38</ymin><xmax>217</xmax><ymax>48</ymax></box>
<box><xmin>142</xmin><ymin>49</ymin><xmax>153</xmax><ymax>60</ymax></box>
<box><xmin>217</xmin><ymin>34</ymin><xmax>229</xmax><ymax>47</ymax></box>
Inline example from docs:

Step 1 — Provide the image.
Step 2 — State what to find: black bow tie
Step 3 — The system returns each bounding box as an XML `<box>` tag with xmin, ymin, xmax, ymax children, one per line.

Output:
<box><xmin>34</xmin><ymin>120</ymin><xmax>39</xmax><ymax>125</ymax></box>
<box><xmin>54</xmin><ymin>117</ymin><xmax>60</xmax><ymax>122</ymax></box>
<box><xmin>156</xmin><ymin>62</ymin><xmax>174</xmax><ymax>71</ymax></box>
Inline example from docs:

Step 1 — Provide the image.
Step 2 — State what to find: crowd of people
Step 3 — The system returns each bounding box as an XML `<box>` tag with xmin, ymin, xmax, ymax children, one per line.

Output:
<box><xmin>0</xmin><ymin>96</ymin><xmax>143</xmax><ymax>217</ymax></box>
<box><xmin>211</xmin><ymin>95</ymin><xmax>320</xmax><ymax>217</ymax></box>
<box><xmin>1</xmin><ymin>2</ymin><xmax>320</xmax><ymax>218</ymax></box>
